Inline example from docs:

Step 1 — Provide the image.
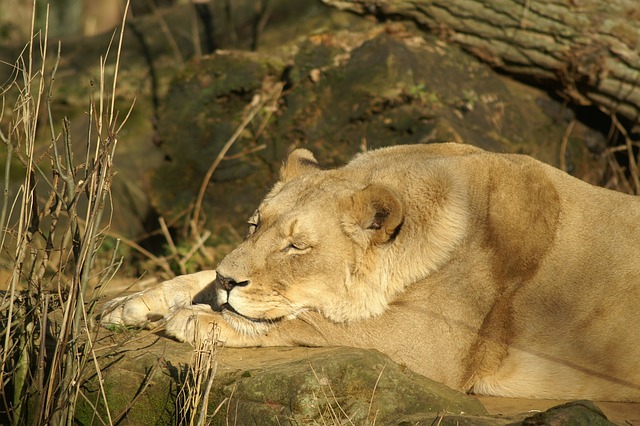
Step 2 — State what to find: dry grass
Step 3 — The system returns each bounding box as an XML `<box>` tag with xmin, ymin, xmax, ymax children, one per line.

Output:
<box><xmin>176</xmin><ymin>323</ymin><xmax>222</xmax><ymax>426</ymax></box>
<box><xmin>0</xmin><ymin>2</ymin><xmax>132</xmax><ymax>424</ymax></box>
<box><xmin>306</xmin><ymin>363</ymin><xmax>386</xmax><ymax>426</ymax></box>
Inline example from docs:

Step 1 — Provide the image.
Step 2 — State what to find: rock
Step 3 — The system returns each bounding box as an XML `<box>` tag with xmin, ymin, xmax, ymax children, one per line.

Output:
<box><xmin>0</xmin><ymin>0</ymin><xmax>368</xmax><ymax>239</ymax></box>
<box><xmin>520</xmin><ymin>400</ymin><xmax>616</xmax><ymax>426</ymax></box>
<box><xmin>150</xmin><ymin>51</ymin><xmax>284</xmax><ymax>226</ymax></box>
<box><xmin>321</xmin><ymin>0</ymin><xmax>640</xmax><ymax>125</ymax></box>
<box><xmin>82</xmin><ymin>335</ymin><xmax>490</xmax><ymax>424</ymax></box>
<box><xmin>206</xmin><ymin>347</ymin><xmax>487</xmax><ymax>424</ymax></box>
<box><xmin>79</xmin><ymin>332</ymin><xmax>623</xmax><ymax>425</ymax></box>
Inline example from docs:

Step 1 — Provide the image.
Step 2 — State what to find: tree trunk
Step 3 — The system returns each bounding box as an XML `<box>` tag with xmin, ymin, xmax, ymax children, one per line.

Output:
<box><xmin>322</xmin><ymin>0</ymin><xmax>640</xmax><ymax>124</ymax></box>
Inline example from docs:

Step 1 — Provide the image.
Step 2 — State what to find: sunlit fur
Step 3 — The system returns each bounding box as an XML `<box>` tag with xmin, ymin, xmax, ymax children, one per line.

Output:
<box><xmin>102</xmin><ymin>143</ymin><xmax>640</xmax><ymax>402</ymax></box>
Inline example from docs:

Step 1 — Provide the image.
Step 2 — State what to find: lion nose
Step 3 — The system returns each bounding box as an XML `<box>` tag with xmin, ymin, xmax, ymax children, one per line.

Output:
<box><xmin>215</xmin><ymin>274</ymin><xmax>249</xmax><ymax>292</ymax></box>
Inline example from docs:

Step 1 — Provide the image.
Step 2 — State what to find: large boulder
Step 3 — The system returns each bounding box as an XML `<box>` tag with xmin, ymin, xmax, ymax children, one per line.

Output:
<box><xmin>205</xmin><ymin>347</ymin><xmax>487</xmax><ymax>424</ymax></box>
<box><xmin>80</xmin><ymin>331</ymin><xmax>618</xmax><ymax>425</ymax></box>
<box><xmin>83</xmin><ymin>334</ymin><xmax>489</xmax><ymax>424</ymax></box>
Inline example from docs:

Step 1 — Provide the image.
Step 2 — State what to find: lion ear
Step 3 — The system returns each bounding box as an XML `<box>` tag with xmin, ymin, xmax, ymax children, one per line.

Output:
<box><xmin>279</xmin><ymin>149</ymin><xmax>320</xmax><ymax>183</ymax></box>
<box><xmin>345</xmin><ymin>185</ymin><xmax>404</xmax><ymax>245</ymax></box>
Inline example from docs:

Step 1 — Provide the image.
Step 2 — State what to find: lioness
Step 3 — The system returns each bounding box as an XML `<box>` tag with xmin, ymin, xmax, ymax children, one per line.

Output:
<box><xmin>102</xmin><ymin>143</ymin><xmax>640</xmax><ymax>402</ymax></box>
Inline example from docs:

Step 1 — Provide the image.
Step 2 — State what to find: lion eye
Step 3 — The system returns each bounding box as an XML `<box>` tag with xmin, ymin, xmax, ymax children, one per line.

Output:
<box><xmin>285</xmin><ymin>242</ymin><xmax>310</xmax><ymax>253</ymax></box>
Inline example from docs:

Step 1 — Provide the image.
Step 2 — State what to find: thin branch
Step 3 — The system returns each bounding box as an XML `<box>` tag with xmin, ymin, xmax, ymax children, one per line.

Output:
<box><xmin>105</xmin><ymin>228</ymin><xmax>174</xmax><ymax>277</ymax></box>
<box><xmin>600</xmin><ymin>106</ymin><xmax>640</xmax><ymax>195</ymax></box>
<box><xmin>191</xmin><ymin>82</ymin><xmax>283</xmax><ymax>231</ymax></box>
<box><xmin>559</xmin><ymin>119</ymin><xmax>575</xmax><ymax>172</ymax></box>
<box><xmin>178</xmin><ymin>230</ymin><xmax>211</xmax><ymax>272</ymax></box>
<box><xmin>110</xmin><ymin>1</ymin><xmax>131</xmax><ymax>126</ymax></box>
<box><xmin>158</xmin><ymin>216</ymin><xmax>178</xmax><ymax>258</ymax></box>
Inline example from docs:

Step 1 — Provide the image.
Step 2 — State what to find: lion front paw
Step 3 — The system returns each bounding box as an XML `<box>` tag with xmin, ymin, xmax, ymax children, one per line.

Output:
<box><xmin>101</xmin><ymin>271</ymin><xmax>217</xmax><ymax>331</ymax></box>
<box><xmin>164</xmin><ymin>304</ymin><xmax>222</xmax><ymax>344</ymax></box>
<box><xmin>101</xmin><ymin>293</ymin><xmax>167</xmax><ymax>329</ymax></box>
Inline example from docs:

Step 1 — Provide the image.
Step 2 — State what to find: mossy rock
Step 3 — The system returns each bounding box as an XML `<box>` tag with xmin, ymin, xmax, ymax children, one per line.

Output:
<box><xmin>80</xmin><ymin>337</ymin><xmax>488</xmax><ymax>424</ymax></box>
<box><xmin>150</xmin><ymin>50</ymin><xmax>285</xmax><ymax>224</ymax></box>
<box><xmin>77</xmin><ymin>333</ymin><xmax>618</xmax><ymax>425</ymax></box>
<box><xmin>206</xmin><ymin>347</ymin><xmax>487</xmax><ymax>425</ymax></box>
<box><xmin>79</xmin><ymin>336</ymin><xmax>492</xmax><ymax>425</ymax></box>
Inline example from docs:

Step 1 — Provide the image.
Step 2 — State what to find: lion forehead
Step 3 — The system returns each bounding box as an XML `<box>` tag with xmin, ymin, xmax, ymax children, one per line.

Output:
<box><xmin>261</xmin><ymin>179</ymin><xmax>355</xmax><ymax>228</ymax></box>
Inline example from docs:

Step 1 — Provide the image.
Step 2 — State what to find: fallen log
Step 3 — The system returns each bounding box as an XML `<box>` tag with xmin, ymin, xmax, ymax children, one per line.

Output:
<box><xmin>322</xmin><ymin>0</ymin><xmax>640</xmax><ymax>124</ymax></box>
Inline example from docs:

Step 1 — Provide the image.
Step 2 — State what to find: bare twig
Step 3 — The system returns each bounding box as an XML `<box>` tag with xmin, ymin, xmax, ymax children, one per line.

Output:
<box><xmin>159</xmin><ymin>216</ymin><xmax>179</xmax><ymax>255</ymax></box>
<box><xmin>147</xmin><ymin>0</ymin><xmax>184</xmax><ymax>66</ymax></box>
<box><xmin>559</xmin><ymin>119</ymin><xmax>575</xmax><ymax>172</ymax></box>
<box><xmin>600</xmin><ymin>106</ymin><xmax>640</xmax><ymax>195</ymax></box>
<box><xmin>177</xmin><ymin>324</ymin><xmax>220</xmax><ymax>426</ymax></box>
<box><xmin>1</xmin><ymin>1</ymin><xmax>134</xmax><ymax>424</ymax></box>
<box><xmin>178</xmin><ymin>230</ymin><xmax>211</xmax><ymax>274</ymax></box>
<box><xmin>191</xmin><ymin>81</ymin><xmax>283</xmax><ymax>232</ymax></box>
<box><xmin>366</xmin><ymin>363</ymin><xmax>386</xmax><ymax>426</ymax></box>
<box><xmin>96</xmin><ymin>227</ymin><xmax>174</xmax><ymax>278</ymax></box>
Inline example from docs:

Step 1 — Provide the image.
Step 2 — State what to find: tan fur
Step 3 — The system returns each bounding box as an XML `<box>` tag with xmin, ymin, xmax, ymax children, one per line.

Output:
<box><xmin>102</xmin><ymin>143</ymin><xmax>640</xmax><ymax>401</ymax></box>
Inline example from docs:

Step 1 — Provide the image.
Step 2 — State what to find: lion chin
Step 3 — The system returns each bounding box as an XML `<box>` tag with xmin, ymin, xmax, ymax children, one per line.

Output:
<box><xmin>101</xmin><ymin>142</ymin><xmax>640</xmax><ymax>403</ymax></box>
<box><xmin>219</xmin><ymin>304</ymin><xmax>281</xmax><ymax>336</ymax></box>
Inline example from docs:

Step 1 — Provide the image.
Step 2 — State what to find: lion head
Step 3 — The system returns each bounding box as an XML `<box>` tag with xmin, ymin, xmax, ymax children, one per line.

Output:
<box><xmin>214</xmin><ymin>147</ymin><xmax>469</xmax><ymax>335</ymax></box>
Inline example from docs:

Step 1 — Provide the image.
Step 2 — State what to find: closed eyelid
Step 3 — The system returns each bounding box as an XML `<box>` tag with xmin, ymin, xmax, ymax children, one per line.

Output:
<box><xmin>283</xmin><ymin>240</ymin><xmax>311</xmax><ymax>254</ymax></box>
<box><xmin>291</xmin><ymin>240</ymin><xmax>309</xmax><ymax>249</ymax></box>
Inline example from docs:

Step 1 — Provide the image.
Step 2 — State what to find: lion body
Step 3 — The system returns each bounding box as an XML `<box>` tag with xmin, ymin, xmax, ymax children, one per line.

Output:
<box><xmin>102</xmin><ymin>143</ymin><xmax>640</xmax><ymax>401</ymax></box>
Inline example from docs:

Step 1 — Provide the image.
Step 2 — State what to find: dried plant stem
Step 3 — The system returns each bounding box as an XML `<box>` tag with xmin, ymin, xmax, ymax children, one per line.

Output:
<box><xmin>559</xmin><ymin>120</ymin><xmax>575</xmax><ymax>173</ymax></box>
<box><xmin>2</xmin><ymin>3</ymin><xmax>48</xmax><ymax>423</ymax></box>
<box><xmin>1</xmin><ymin>1</ymin><xmax>133</xmax><ymax>424</ymax></box>
<box><xmin>611</xmin><ymin>114</ymin><xmax>640</xmax><ymax>194</ymax></box>
<box><xmin>0</xmin><ymin>128</ymin><xmax>11</xmax><ymax>253</ymax></box>
<box><xmin>599</xmin><ymin>106</ymin><xmax>640</xmax><ymax>195</ymax></box>
<box><xmin>191</xmin><ymin>82</ymin><xmax>283</xmax><ymax>233</ymax></box>
<box><xmin>177</xmin><ymin>324</ymin><xmax>220</xmax><ymax>426</ymax></box>
<box><xmin>366</xmin><ymin>363</ymin><xmax>386</xmax><ymax>426</ymax></box>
